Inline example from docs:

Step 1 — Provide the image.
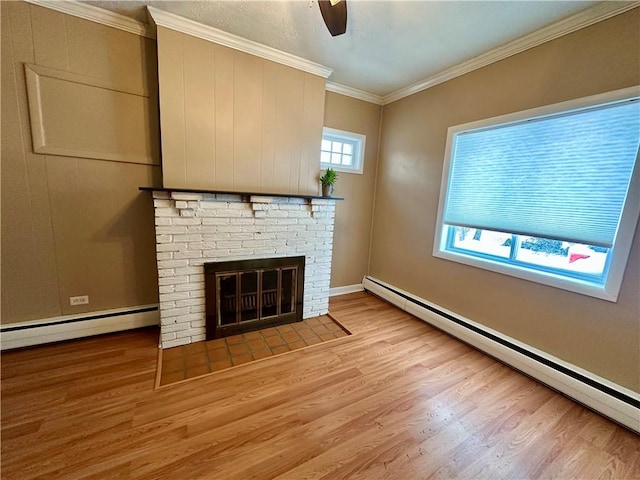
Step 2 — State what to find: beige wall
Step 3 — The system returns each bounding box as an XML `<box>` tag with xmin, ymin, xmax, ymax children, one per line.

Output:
<box><xmin>323</xmin><ymin>92</ymin><xmax>381</xmax><ymax>288</ymax></box>
<box><xmin>369</xmin><ymin>9</ymin><xmax>640</xmax><ymax>391</ymax></box>
<box><xmin>156</xmin><ymin>27</ymin><xmax>326</xmax><ymax>195</ymax></box>
<box><xmin>1</xmin><ymin>2</ymin><xmax>161</xmax><ymax>324</ymax></box>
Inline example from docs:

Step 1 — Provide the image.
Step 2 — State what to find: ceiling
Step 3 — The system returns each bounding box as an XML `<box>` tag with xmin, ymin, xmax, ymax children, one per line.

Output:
<box><xmin>82</xmin><ymin>0</ymin><xmax>607</xmax><ymax>97</ymax></box>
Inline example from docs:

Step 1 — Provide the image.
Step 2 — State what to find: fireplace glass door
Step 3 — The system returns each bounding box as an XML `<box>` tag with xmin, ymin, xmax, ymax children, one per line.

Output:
<box><xmin>205</xmin><ymin>257</ymin><xmax>304</xmax><ymax>339</ymax></box>
<box><xmin>261</xmin><ymin>269</ymin><xmax>278</xmax><ymax>318</ymax></box>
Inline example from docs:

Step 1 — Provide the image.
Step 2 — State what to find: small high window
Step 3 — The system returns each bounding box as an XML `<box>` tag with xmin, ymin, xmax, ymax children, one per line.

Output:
<box><xmin>434</xmin><ymin>87</ymin><xmax>640</xmax><ymax>301</ymax></box>
<box><xmin>320</xmin><ymin>127</ymin><xmax>365</xmax><ymax>174</ymax></box>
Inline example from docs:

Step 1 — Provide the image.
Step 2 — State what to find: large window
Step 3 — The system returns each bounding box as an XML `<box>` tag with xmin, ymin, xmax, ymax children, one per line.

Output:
<box><xmin>320</xmin><ymin>127</ymin><xmax>365</xmax><ymax>174</ymax></box>
<box><xmin>434</xmin><ymin>87</ymin><xmax>640</xmax><ymax>301</ymax></box>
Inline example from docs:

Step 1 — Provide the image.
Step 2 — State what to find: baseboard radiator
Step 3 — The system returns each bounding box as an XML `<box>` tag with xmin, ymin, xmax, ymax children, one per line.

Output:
<box><xmin>362</xmin><ymin>275</ymin><xmax>640</xmax><ymax>434</ymax></box>
<box><xmin>0</xmin><ymin>305</ymin><xmax>160</xmax><ymax>351</ymax></box>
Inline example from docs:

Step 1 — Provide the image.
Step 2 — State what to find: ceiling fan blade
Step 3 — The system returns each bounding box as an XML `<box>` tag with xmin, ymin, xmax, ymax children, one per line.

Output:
<box><xmin>318</xmin><ymin>0</ymin><xmax>347</xmax><ymax>37</ymax></box>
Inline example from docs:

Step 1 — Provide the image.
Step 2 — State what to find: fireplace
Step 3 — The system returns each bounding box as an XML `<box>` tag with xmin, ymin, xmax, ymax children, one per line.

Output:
<box><xmin>205</xmin><ymin>256</ymin><xmax>305</xmax><ymax>339</ymax></box>
<box><xmin>143</xmin><ymin>189</ymin><xmax>339</xmax><ymax>349</ymax></box>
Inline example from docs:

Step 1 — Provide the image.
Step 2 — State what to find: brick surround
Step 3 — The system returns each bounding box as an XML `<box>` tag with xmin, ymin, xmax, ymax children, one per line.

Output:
<box><xmin>151</xmin><ymin>191</ymin><xmax>336</xmax><ymax>348</ymax></box>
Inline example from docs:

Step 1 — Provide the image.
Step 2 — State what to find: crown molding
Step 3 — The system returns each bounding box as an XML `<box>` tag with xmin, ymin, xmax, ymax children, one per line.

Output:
<box><xmin>24</xmin><ymin>1</ymin><xmax>638</xmax><ymax>106</ymax></box>
<box><xmin>147</xmin><ymin>6</ymin><xmax>333</xmax><ymax>79</ymax></box>
<box><xmin>23</xmin><ymin>0</ymin><xmax>154</xmax><ymax>38</ymax></box>
<box><xmin>382</xmin><ymin>1</ymin><xmax>640</xmax><ymax>105</ymax></box>
<box><xmin>326</xmin><ymin>82</ymin><xmax>384</xmax><ymax>105</ymax></box>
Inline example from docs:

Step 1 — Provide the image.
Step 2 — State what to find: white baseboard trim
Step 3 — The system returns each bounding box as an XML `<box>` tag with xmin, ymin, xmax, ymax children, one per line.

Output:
<box><xmin>329</xmin><ymin>284</ymin><xmax>365</xmax><ymax>297</ymax></box>
<box><xmin>0</xmin><ymin>305</ymin><xmax>160</xmax><ymax>351</ymax></box>
<box><xmin>363</xmin><ymin>276</ymin><xmax>640</xmax><ymax>433</ymax></box>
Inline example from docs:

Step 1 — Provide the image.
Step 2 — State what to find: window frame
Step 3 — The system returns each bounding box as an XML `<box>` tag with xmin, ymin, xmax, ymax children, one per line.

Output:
<box><xmin>321</xmin><ymin>127</ymin><xmax>366</xmax><ymax>174</ymax></box>
<box><xmin>433</xmin><ymin>86</ymin><xmax>640</xmax><ymax>302</ymax></box>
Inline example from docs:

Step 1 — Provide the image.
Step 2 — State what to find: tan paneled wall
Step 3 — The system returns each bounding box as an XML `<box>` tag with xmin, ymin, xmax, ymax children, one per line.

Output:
<box><xmin>1</xmin><ymin>2</ymin><xmax>161</xmax><ymax>323</ymax></box>
<box><xmin>323</xmin><ymin>92</ymin><xmax>381</xmax><ymax>288</ymax></box>
<box><xmin>156</xmin><ymin>27</ymin><xmax>326</xmax><ymax>195</ymax></box>
<box><xmin>369</xmin><ymin>9</ymin><xmax>640</xmax><ymax>391</ymax></box>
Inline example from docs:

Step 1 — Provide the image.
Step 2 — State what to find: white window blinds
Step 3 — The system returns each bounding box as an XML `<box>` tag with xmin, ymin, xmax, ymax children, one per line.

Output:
<box><xmin>442</xmin><ymin>99</ymin><xmax>640</xmax><ymax>247</ymax></box>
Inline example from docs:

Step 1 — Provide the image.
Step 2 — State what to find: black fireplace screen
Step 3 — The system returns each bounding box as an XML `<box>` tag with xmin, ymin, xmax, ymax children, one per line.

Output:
<box><xmin>204</xmin><ymin>256</ymin><xmax>305</xmax><ymax>339</ymax></box>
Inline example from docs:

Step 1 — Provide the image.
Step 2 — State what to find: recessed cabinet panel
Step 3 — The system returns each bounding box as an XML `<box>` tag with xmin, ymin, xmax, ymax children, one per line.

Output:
<box><xmin>24</xmin><ymin>64</ymin><xmax>159</xmax><ymax>165</ymax></box>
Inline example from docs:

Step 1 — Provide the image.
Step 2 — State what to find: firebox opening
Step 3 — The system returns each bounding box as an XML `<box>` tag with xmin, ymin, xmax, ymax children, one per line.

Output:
<box><xmin>205</xmin><ymin>256</ymin><xmax>305</xmax><ymax>339</ymax></box>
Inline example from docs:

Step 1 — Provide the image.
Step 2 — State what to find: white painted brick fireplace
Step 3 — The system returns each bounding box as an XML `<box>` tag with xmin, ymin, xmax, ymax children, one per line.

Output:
<box><xmin>150</xmin><ymin>190</ymin><xmax>337</xmax><ymax>348</ymax></box>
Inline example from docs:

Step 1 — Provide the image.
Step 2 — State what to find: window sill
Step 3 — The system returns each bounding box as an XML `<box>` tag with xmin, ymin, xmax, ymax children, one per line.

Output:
<box><xmin>321</xmin><ymin>165</ymin><xmax>363</xmax><ymax>175</ymax></box>
<box><xmin>433</xmin><ymin>248</ymin><xmax>618</xmax><ymax>302</ymax></box>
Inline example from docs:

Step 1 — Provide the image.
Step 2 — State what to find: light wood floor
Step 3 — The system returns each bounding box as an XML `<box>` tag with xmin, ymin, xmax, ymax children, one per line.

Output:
<box><xmin>1</xmin><ymin>292</ymin><xmax>638</xmax><ymax>479</ymax></box>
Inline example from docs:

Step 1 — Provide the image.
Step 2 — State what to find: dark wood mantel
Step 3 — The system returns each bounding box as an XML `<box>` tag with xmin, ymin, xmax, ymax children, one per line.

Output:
<box><xmin>139</xmin><ymin>186</ymin><xmax>344</xmax><ymax>201</ymax></box>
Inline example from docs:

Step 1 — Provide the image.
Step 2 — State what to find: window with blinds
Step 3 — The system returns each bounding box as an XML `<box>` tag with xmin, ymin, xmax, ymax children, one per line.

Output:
<box><xmin>433</xmin><ymin>87</ymin><xmax>640</xmax><ymax>301</ymax></box>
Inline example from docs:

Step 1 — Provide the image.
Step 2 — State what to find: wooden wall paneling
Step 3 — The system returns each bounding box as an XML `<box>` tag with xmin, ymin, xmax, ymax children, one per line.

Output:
<box><xmin>142</xmin><ymin>37</ymin><xmax>161</xmax><ymax>168</ymax></box>
<box><xmin>77</xmin><ymin>160</ymin><xmax>160</xmax><ymax>310</ymax></box>
<box><xmin>260</xmin><ymin>61</ymin><xmax>278</xmax><ymax>191</ymax></box>
<box><xmin>155</xmin><ymin>28</ymin><xmax>327</xmax><ymax>194</ymax></box>
<box><xmin>44</xmin><ymin>157</ymin><xmax>161</xmax><ymax>315</ymax></box>
<box><xmin>157</xmin><ymin>27</ymin><xmax>186</xmax><ymax>188</ymax></box>
<box><xmin>1</xmin><ymin>2</ymin><xmax>61</xmax><ymax>323</ymax></box>
<box><xmin>272</xmin><ymin>65</ymin><xmax>302</xmax><ymax>193</ymax></box>
<box><xmin>65</xmin><ymin>14</ymin><xmax>110</xmax><ymax>80</ymax></box>
<box><xmin>106</xmin><ymin>28</ymin><xmax>147</xmax><ymax>93</ymax></box>
<box><xmin>106</xmin><ymin>86</ymin><xmax>159</xmax><ymax>165</ymax></box>
<box><xmin>297</xmin><ymin>74</ymin><xmax>311</xmax><ymax>195</ymax></box>
<box><xmin>141</xmin><ymin>37</ymin><xmax>159</xmax><ymax>97</ymax></box>
<box><xmin>8</xmin><ymin>2</ymin><xmax>35</xmax><ymax>63</ymax></box>
<box><xmin>300</xmin><ymin>74</ymin><xmax>326</xmax><ymax>195</ymax></box>
<box><xmin>288</xmin><ymin>70</ymin><xmax>305</xmax><ymax>193</ymax></box>
<box><xmin>45</xmin><ymin>156</ymin><xmax>92</xmax><ymax>315</ymax></box>
<box><xmin>233</xmin><ymin>51</ymin><xmax>263</xmax><ymax>191</ymax></box>
<box><xmin>23</xmin><ymin>6</ymin><xmax>64</xmax><ymax>319</ymax></box>
<box><xmin>18</xmin><ymin>156</ymin><xmax>61</xmax><ymax>319</ymax></box>
<box><xmin>105</xmin><ymin>29</ymin><xmax>161</xmax><ymax>165</ymax></box>
<box><xmin>272</xmin><ymin>65</ymin><xmax>291</xmax><ymax>193</ymax></box>
<box><xmin>2</xmin><ymin>3</ymin><xmax>161</xmax><ymax>324</ymax></box>
<box><xmin>183</xmin><ymin>34</ymin><xmax>215</xmax><ymax>189</ymax></box>
<box><xmin>1</xmin><ymin>3</ymin><xmax>26</xmax><ymax>320</ymax></box>
<box><xmin>1</xmin><ymin>3</ymin><xmax>44</xmax><ymax>322</ymax></box>
<box><xmin>213</xmin><ymin>44</ymin><xmax>235</xmax><ymax>190</ymax></box>
<box><xmin>29</xmin><ymin>5</ymin><xmax>68</xmax><ymax>70</ymax></box>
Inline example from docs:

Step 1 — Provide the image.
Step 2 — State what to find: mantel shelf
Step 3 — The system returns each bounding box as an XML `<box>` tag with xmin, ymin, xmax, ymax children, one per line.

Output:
<box><xmin>139</xmin><ymin>186</ymin><xmax>344</xmax><ymax>201</ymax></box>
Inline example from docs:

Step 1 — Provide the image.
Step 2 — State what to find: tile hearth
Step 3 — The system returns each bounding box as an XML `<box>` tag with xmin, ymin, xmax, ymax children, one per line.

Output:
<box><xmin>158</xmin><ymin>315</ymin><xmax>350</xmax><ymax>386</ymax></box>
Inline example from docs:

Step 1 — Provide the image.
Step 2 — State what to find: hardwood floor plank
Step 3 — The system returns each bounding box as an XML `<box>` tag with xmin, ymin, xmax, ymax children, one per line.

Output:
<box><xmin>1</xmin><ymin>292</ymin><xmax>638</xmax><ymax>480</ymax></box>
<box><xmin>621</xmin><ymin>451</ymin><xmax>640</xmax><ymax>479</ymax></box>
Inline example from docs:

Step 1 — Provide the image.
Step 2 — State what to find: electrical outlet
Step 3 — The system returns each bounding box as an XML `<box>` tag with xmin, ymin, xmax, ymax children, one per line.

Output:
<box><xmin>69</xmin><ymin>295</ymin><xmax>89</xmax><ymax>306</ymax></box>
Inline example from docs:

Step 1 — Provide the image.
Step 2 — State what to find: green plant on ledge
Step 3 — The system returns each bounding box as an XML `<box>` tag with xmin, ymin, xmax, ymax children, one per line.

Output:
<box><xmin>320</xmin><ymin>167</ymin><xmax>338</xmax><ymax>197</ymax></box>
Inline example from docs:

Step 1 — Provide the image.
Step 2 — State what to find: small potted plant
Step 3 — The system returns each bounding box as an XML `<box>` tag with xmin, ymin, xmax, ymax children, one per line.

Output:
<box><xmin>320</xmin><ymin>167</ymin><xmax>338</xmax><ymax>197</ymax></box>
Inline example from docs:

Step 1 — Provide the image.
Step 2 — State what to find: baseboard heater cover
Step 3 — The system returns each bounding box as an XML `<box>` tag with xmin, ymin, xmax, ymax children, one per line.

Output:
<box><xmin>362</xmin><ymin>275</ymin><xmax>640</xmax><ymax>434</ymax></box>
<box><xmin>0</xmin><ymin>305</ymin><xmax>160</xmax><ymax>350</ymax></box>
